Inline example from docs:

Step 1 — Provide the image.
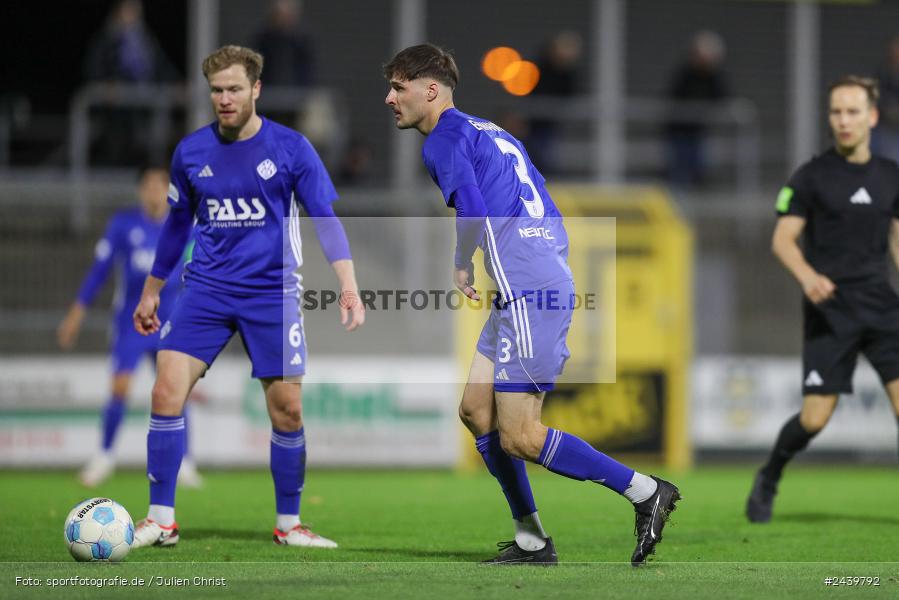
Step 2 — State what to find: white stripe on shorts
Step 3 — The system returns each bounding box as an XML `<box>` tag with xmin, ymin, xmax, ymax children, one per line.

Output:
<box><xmin>485</xmin><ymin>218</ymin><xmax>527</xmax><ymax>360</ymax></box>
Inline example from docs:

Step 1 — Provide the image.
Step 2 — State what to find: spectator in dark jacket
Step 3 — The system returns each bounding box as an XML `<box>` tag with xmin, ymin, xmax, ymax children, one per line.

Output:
<box><xmin>873</xmin><ymin>35</ymin><xmax>899</xmax><ymax>164</ymax></box>
<box><xmin>666</xmin><ymin>30</ymin><xmax>729</xmax><ymax>188</ymax></box>
<box><xmin>82</xmin><ymin>0</ymin><xmax>178</xmax><ymax>165</ymax></box>
<box><xmin>252</xmin><ymin>0</ymin><xmax>315</xmax><ymax>87</ymax></box>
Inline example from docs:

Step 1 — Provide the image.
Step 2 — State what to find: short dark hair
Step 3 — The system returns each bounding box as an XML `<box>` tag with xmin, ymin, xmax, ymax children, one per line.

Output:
<box><xmin>383</xmin><ymin>44</ymin><xmax>460</xmax><ymax>90</ymax></box>
<box><xmin>828</xmin><ymin>75</ymin><xmax>879</xmax><ymax>106</ymax></box>
<box><xmin>137</xmin><ymin>162</ymin><xmax>168</xmax><ymax>181</ymax></box>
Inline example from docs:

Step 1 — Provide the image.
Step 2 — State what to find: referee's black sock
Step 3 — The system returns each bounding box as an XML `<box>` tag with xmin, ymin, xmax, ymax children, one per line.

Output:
<box><xmin>759</xmin><ymin>413</ymin><xmax>817</xmax><ymax>482</ymax></box>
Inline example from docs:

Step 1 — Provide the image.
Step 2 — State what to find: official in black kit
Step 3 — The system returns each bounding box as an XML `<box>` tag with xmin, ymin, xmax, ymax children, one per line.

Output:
<box><xmin>747</xmin><ymin>76</ymin><xmax>899</xmax><ymax>523</ymax></box>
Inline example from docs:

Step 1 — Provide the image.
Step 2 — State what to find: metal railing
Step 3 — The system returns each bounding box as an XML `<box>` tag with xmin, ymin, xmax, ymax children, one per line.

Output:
<box><xmin>510</xmin><ymin>95</ymin><xmax>761</xmax><ymax>195</ymax></box>
<box><xmin>66</xmin><ymin>82</ymin><xmax>350</xmax><ymax>231</ymax></box>
<box><xmin>0</xmin><ymin>184</ymin><xmax>793</xmax><ymax>356</ymax></box>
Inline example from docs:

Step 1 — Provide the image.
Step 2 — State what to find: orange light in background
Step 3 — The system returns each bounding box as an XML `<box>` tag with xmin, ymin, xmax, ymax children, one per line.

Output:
<box><xmin>501</xmin><ymin>60</ymin><xmax>540</xmax><ymax>96</ymax></box>
<box><xmin>482</xmin><ymin>47</ymin><xmax>521</xmax><ymax>81</ymax></box>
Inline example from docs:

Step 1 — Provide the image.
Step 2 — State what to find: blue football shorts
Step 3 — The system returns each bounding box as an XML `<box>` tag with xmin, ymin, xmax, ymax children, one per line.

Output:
<box><xmin>158</xmin><ymin>283</ymin><xmax>306</xmax><ymax>379</ymax></box>
<box><xmin>110</xmin><ymin>318</ymin><xmax>160</xmax><ymax>373</ymax></box>
<box><xmin>476</xmin><ymin>279</ymin><xmax>574</xmax><ymax>393</ymax></box>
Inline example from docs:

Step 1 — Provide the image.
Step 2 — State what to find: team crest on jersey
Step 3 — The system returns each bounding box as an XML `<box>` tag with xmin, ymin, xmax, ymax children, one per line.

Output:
<box><xmin>257</xmin><ymin>159</ymin><xmax>277</xmax><ymax>180</ymax></box>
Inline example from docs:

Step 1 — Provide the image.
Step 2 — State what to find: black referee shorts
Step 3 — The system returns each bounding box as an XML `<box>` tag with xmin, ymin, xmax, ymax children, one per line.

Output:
<box><xmin>802</xmin><ymin>282</ymin><xmax>899</xmax><ymax>395</ymax></box>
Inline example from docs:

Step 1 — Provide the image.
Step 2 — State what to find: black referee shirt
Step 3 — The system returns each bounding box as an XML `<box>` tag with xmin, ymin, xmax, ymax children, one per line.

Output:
<box><xmin>776</xmin><ymin>148</ymin><xmax>899</xmax><ymax>285</ymax></box>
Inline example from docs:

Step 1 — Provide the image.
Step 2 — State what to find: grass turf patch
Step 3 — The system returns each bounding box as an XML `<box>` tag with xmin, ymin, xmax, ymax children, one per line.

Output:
<box><xmin>1</xmin><ymin>467</ymin><xmax>897</xmax><ymax>598</ymax></box>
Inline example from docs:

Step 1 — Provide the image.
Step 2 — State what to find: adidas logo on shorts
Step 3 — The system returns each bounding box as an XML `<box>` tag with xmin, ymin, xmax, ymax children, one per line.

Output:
<box><xmin>496</xmin><ymin>368</ymin><xmax>510</xmax><ymax>381</ymax></box>
<box><xmin>199</xmin><ymin>165</ymin><xmax>214</xmax><ymax>178</ymax></box>
<box><xmin>804</xmin><ymin>370</ymin><xmax>823</xmax><ymax>387</ymax></box>
<box><xmin>290</xmin><ymin>353</ymin><xmax>303</xmax><ymax>366</ymax></box>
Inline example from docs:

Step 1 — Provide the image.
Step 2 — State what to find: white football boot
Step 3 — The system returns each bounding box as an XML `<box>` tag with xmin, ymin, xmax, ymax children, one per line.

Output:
<box><xmin>78</xmin><ymin>453</ymin><xmax>115</xmax><ymax>488</ymax></box>
<box><xmin>131</xmin><ymin>519</ymin><xmax>180</xmax><ymax>548</ymax></box>
<box><xmin>272</xmin><ymin>524</ymin><xmax>338</xmax><ymax>548</ymax></box>
<box><xmin>177</xmin><ymin>458</ymin><xmax>205</xmax><ymax>489</ymax></box>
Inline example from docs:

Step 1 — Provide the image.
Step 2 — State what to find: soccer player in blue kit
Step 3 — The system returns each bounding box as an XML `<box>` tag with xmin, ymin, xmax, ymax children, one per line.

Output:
<box><xmin>384</xmin><ymin>44</ymin><xmax>681</xmax><ymax>566</ymax></box>
<box><xmin>130</xmin><ymin>46</ymin><xmax>365</xmax><ymax>549</ymax></box>
<box><xmin>57</xmin><ymin>165</ymin><xmax>203</xmax><ymax>489</ymax></box>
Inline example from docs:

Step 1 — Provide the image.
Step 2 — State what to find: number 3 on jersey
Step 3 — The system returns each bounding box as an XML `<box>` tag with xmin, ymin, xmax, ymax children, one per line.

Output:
<box><xmin>494</xmin><ymin>138</ymin><xmax>545</xmax><ymax>218</ymax></box>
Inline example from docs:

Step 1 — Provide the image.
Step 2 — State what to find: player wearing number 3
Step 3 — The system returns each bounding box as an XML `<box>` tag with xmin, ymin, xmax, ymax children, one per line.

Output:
<box><xmin>130</xmin><ymin>45</ymin><xmax>364</xmax><ymax>549</ymax></box>
<box><xmin>384</xmin><ymin>44</ymin><xmax>681</xmax><ymax>566</ymax></box>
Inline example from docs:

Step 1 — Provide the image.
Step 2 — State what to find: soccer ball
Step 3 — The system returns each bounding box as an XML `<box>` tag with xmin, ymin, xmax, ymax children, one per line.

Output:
<box><xmin>63</xmin><ymin>498</ymin><xmax>134</xmax><ymax>562</ymax></box>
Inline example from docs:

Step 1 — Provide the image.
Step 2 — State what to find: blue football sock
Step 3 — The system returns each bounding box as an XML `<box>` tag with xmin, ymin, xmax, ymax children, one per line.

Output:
<box><xmin>147</xmin><ymin>414</ymin><xmax>186</xmax><ymax>508</ymax></box>
<box><xmin>271</xmin><ymin>428</ymin><xmax>306</xmax><ymax>517</ymax></box>
<box><xmin>538</xmin><ymin>427</ymin><xmax>634</xmax><ymax>494</ymax></box>
<box><xmin>182</xmin><ymin>404</ymin><xmax>190</xmax><ymax>458</ymax></box>
<box><xmin>476</xmin><ymin>430</ymin><xmax>538</xmax><ymax>520</ymax></box>
<box><xmin>100</xmin><ymin>394</ymin><xmax>126</xmax><ymax>452</ymax></box>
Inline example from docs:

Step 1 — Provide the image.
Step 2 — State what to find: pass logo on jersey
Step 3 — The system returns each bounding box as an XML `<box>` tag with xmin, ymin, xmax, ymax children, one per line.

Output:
<box><xmin>206</xmin><ymin>197</ymin><xmax>267</xmax><ymax>227</ymax></box>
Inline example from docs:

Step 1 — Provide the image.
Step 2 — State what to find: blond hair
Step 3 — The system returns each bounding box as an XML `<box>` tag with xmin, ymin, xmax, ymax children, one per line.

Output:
<box><xmin>202</xmin><ymin>45</ymin><xmax>264</xmax><ymax>84</ymax></box>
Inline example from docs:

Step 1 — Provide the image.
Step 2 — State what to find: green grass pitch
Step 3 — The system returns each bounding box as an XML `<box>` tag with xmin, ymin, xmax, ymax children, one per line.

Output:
<box><xmin>1</xmin><ymin>467</ymin><xmax>897</xmax><ymax>598</ymax></box>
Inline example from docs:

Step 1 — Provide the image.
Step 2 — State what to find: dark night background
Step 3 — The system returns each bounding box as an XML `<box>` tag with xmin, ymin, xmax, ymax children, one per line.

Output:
<box><xmin>5</xmin><ymin>1</ymin><xmax>187</xmax><ymax>113</ymax></box>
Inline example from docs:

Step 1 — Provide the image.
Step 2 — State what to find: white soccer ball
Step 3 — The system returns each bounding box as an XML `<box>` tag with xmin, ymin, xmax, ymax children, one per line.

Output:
<box><xmin>63</xmin><ymin>498</ymin><xmax>134</xmax><ymax>562</ymax></box>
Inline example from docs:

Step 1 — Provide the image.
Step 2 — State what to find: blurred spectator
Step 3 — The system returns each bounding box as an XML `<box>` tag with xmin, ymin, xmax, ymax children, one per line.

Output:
<box><xmin>534</xmin><ymin>31</ymin><xmax>582</xmax><ymax>97</ymax></box>
<box><xmin>252</xmin><ymin>1</ymin><xmax>345</xmax><ymax>178</ymax></box>
<box><xmin>529</xmin><ymin>31</ymin><xmax>583</xmax><ymax>174</ymax></box>
<box><xmin>252</xmin><ymin>0</ymin><xmax>319</xmax><ymax>136</ymax></box>
<box><xmin>496</xmin><ymin>109</ymin><xmax>531</xmax><ymax>143</ymax></box>
<box><xmin>252</xmin><ymin>0</ymin><xmax>315</xmax><ymax>87</ymax></box>
<box><xmin>337</xmin><ymin>138</ymin><xmax>374</xmax><ymax>186</ymax></box>
<box><xmin>665</xmin><ymin>30</ymin><xmax>729</xmax><ymax>188</ymax></box>
<box><xmin>83</xmin><ymin>0</ymin><xmax>178</xmax><ymax>166</ymax></box>
<box><xmin>873</xmin><ymin>36</ymin><xmax>899</xmax><ymax>164</ymax></box>
<box><xmin>84</xmin><ymin>0</ymin><xmax>177</xmax><ymax>84</ymax></box>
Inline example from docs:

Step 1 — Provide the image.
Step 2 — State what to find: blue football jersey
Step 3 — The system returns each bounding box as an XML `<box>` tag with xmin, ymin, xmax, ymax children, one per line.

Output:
<box><xmin>167</xmin><ymin>117</ymin><xmax>337</xmax><ymax>295</ymax></box>
<box><xmin>422</xmin><ymin>108</ymin><xmax>572</xmax><ymax>300</ymax></box>
<box><xmin>78</xmin><ymin>207</ymin><xmax>182</xmax><ymax>325</ymax></box>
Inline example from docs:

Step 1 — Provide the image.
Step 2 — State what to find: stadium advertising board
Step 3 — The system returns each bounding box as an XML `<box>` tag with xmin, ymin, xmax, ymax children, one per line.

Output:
<box><xmin>0</xmin><ymin>356</ymin><xmax>458</xmax><ymax>467</ymax></box>
<box><xmin>543</xmin><ymin>373</ymin><xmax>665</xmax><ymax>453</ymax></box>
<box><xmin>693</xmin><ymin>356</ymin><xmax>897</xmax><ymax>452</ymax></box>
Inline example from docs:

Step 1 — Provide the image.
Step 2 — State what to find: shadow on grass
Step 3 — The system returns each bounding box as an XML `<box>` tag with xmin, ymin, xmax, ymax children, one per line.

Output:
<box><xmin>180</xmin><ymin>532</ymin><xmax>488</xmax><ymax>561</ymax></box>
<box><xmin>777</xmin><ymin>512</ymin><xmax>899</xmax><ymax>526</ymax></box>
<box><xmin>186</xmin><ymin>528</ymin><xmax>268</xmax><ymax>542</ymax></box>
<box><xmin>341</xmin><ymin>548</ymin><xmax>488</xmax><ymax>562</ymax></box>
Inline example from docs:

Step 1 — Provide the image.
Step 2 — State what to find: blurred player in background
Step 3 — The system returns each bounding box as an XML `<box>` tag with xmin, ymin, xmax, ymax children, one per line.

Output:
<box><xmin>57</xmin><ymin>165</ymin><xmax>203</xmax><ymax>489</ymax></box>
<box><xmin>384</xmin><ymin>44</ymin><xmax>681</xmax><ymax>566</ymax></box>
<box><xmin>748</xmin><ymin>76</ymin><xmax>899</xmax><ymax>523</ymax></box>
<box><xmin>131</xmin><ymin>45</ymin><xmax>364</xmax><ymax>549</ymax></box>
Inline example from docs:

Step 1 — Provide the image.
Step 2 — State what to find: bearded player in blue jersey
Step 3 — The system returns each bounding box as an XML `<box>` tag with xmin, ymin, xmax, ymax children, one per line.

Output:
<box><xmin>384</xmin><ymin>44</ymin><xmax>681</xmax><ymax>566</ymax></box>
<box><xmin>57</xmin><ymin>165</ymin><xmax>203</xmax><ymax>490</ymax></box>
<box><xmin>131</xmin><ymin>46</ymin><xmax>364</xmax><ymax>549</ymax></box>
